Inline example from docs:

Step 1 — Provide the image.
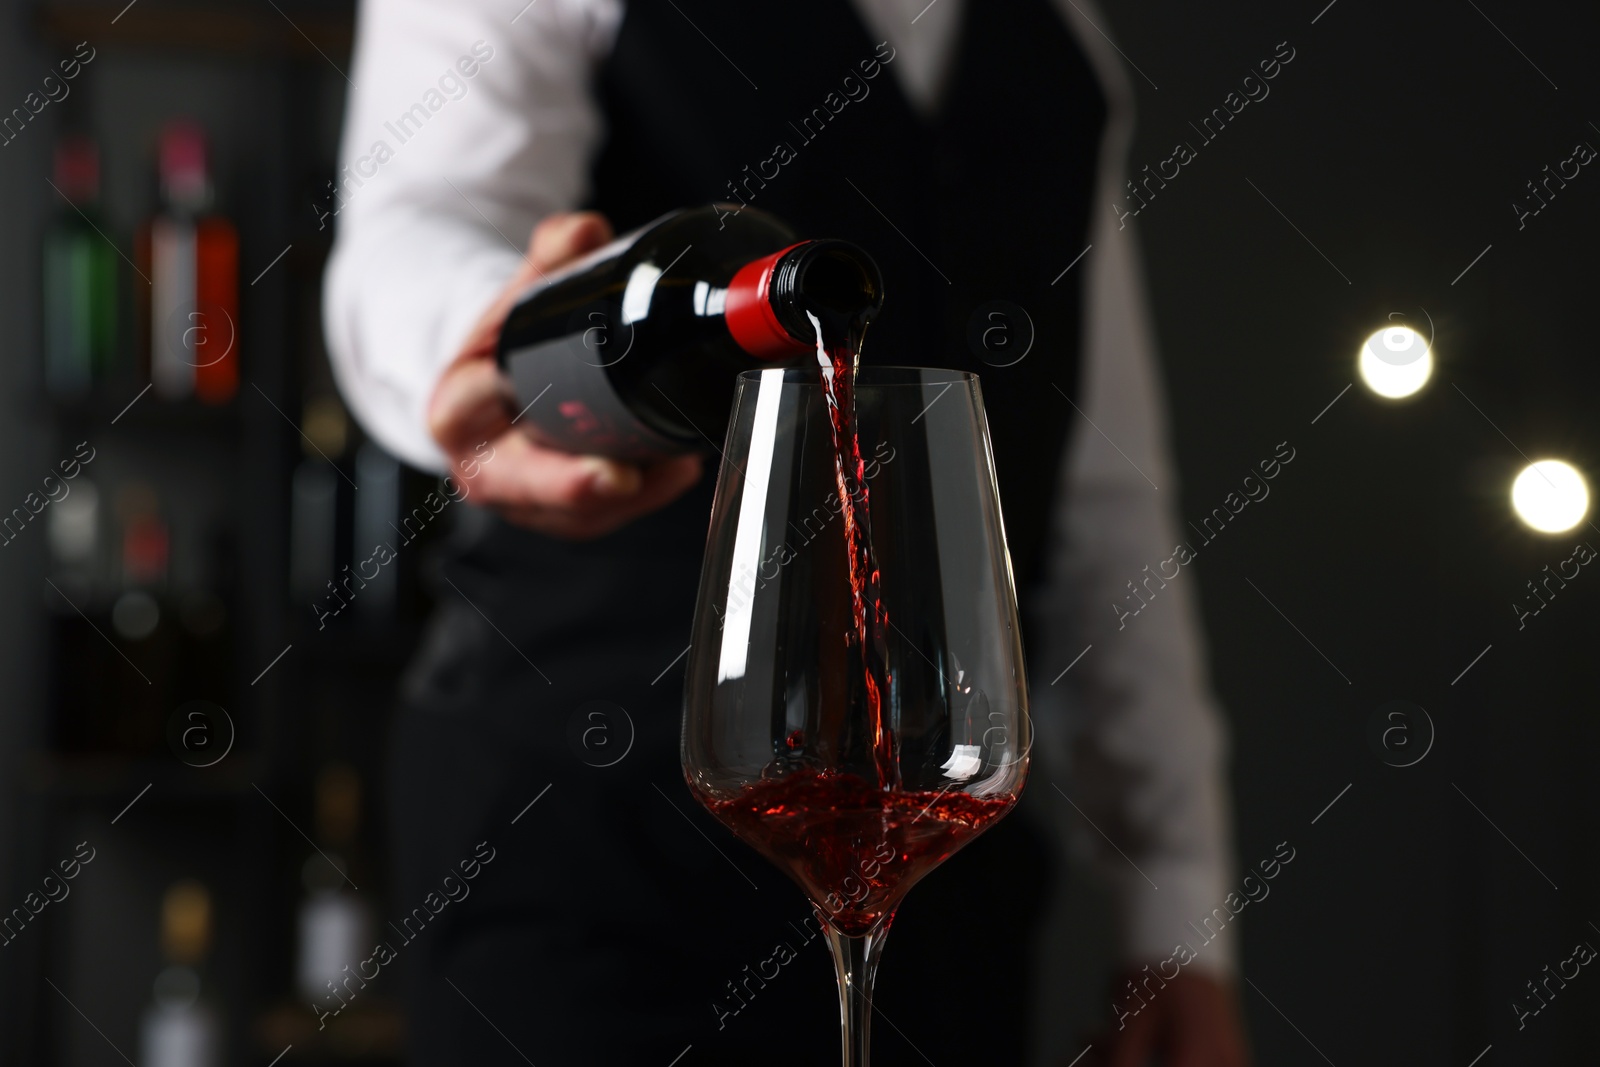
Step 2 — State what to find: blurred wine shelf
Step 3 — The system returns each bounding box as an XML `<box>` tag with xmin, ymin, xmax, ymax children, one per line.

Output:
<box><xmin>35</xmin><ymin>4</ymin><xmax>354</xmax><ymax>57</ymax></box>
<box><xmin>47</xmin><ymin>392</ymin><xmax>239</xmax><ymax>431</ymax></box>
<box><xmin>11</xmin><ymin>10</ymin><xmax>435</xmax><ymax>1064</ymax></box>
<box><xmin>256</xmin><ymin>1001</ymin><xmax>404</xmax><ymax>1063</ymax></box>
<box><xmin>7</xmin><ymin>4</ymin><xmax>432</xmax><ymax>1062</ymax></box>
<box><xmin>21</xmin><ymin>753</ymin><xmax>264</xmax><ymax>798</ymax></box>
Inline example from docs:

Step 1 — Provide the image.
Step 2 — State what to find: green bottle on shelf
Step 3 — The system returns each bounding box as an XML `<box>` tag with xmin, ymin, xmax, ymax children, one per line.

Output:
<box><xmin>43</xmin><ymin>134</ymin><xmax>118</xmax><ymax>397</ymax></box>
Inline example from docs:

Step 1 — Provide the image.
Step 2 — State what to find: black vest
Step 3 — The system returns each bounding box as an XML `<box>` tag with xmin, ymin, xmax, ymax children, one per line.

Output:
<box><xmin>448</xmin><ymin>0</ymin><xmax>1105</xmax><ymax>650</ymax></box>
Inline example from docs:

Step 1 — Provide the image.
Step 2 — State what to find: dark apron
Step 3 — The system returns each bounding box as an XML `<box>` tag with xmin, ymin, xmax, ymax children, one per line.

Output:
<box><xmin>388</xmin><ymin>0</ymin><xmax>1105</xmax><ymax>1061</ymax></box>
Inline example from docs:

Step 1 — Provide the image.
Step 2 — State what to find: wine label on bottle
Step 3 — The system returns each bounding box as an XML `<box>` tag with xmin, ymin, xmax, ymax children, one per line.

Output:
<box><xmin>150</xmin><ymin>218</ymin><xmax>196</xmax><ymax>399</ymax></box>
<box><xmin>500</xmin><ymin>208</ymin><xmax>696</xmax><ymax>457</ymax></box>
<box><xmin>503</xmin><ymin>333</ymin><xmax>683</xmax><ymax>460</ymax></box>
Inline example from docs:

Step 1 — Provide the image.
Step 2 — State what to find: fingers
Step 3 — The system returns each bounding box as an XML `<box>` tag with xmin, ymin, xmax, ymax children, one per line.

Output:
<box><xmin>527</xmin><ymin>211</ymin><xmax>614</xmax><ymax>276</ymax></box>
<box><xmin>436</xmin><ymin>409</ymin><xmax>704</xmax><ymax>540</ymax></box>
<box><xmin>427</xmin><ymin>208</ymin><xmax>700</xmax><ymax>541</ymax></box>
<box><xmin>428</xmin><ymin>358</ymin><xmax>516</xmax><ymax>457</ymax></box>
<box><xmin>474</xmin><ymin>430</ymin><xmax>641</xmax><ymax>510</ymax></box>
<box><xmin>425</xmin><ymin>357</ymin><xmax>689</xmax><ymax>531</ymax></box>
<box><xmin>445</xmin><ymin>211</ymin><xmax>617</xmax><ymax>365</ymax></box>
<box><xmin>491</xmin><ymin>449</ymin><xmax>705</xmax><ymax>540</ymax></box>
<box><xmin>602</xmin><ymin>453</ymin><xmax>705</xmax><ymax>525</ymax></box>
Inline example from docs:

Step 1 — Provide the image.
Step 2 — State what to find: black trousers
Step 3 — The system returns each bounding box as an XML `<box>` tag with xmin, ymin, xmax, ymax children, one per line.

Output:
<box><xmin>385</xmin><ymin>508</ymin><xmax>1054</xmax><ymax>1065</ymax></box>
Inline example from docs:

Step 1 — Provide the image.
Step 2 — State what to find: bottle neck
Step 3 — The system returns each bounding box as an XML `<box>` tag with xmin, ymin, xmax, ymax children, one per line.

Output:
<box><xmin>723</xmin><ymin>242</ymin><xmax>811</xmax><ymax>360</ymax></box>
<box><xmin>161</xmin><ymin>182</ymin><xmax>212</xmax><ymax>217</ymax></box>
<box><xmin>723</xmin><ymin>240</ymin><xmax>884</xmax><ymax>361</ymax></box>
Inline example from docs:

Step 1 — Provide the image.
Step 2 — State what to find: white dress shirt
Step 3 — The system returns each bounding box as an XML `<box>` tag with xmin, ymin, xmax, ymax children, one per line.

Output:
<box><xmin>324</xmin><ymin>0</ymin><xmax>1237</xmax><ymax>974</ymax></box>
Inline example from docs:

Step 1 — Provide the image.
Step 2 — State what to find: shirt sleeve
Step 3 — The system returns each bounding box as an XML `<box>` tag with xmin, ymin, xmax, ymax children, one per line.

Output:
<box><xmin>322</xmin><ymin>0</ymin><xmax>622</xmax><ymax>472</ymax></box>
<box><xmin>1035</xmin><ymin>0</ymin><xmax>1238</xmax><ymax>976</ymax></box>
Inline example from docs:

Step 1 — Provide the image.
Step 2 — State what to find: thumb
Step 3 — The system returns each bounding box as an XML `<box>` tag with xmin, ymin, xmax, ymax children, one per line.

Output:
<box><xmin>527</xmin><ymin>211</ymin><xmax>614</xmax><ymax>276</ymax></box>
<box><xmin>448</xmin><ymin>211</ymin><xmax>616</xmax><ymax>365</ymax></box>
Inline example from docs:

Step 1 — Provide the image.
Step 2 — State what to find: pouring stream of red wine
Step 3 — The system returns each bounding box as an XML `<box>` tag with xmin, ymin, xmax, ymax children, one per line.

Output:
<box><xmin>807</xmin><ymin>308</ymin><xmax>897</xmax><ymax>790</ymax></box>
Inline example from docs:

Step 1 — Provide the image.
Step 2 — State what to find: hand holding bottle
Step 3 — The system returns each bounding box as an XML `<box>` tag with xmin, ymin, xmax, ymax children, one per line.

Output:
<box><xmin>427</xmin><ymin>212</ymin><xmax>704</xmax><ymax>540</ymax></box>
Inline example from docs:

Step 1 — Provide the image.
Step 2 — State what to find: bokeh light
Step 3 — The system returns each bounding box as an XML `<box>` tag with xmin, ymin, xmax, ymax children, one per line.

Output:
<box><xmin>1357</xmin><ymin>325</ymin><xmax>1432</xmax><ymax>399</ymax></box>
<box><xmin>1511</xmin><ymin>460</ymin><xmax>1590</xmax><ymax>533</ymax></box>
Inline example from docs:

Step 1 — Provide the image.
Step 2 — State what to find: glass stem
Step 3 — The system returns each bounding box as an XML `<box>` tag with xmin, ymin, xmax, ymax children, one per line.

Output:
<box><xmin>824</xmin><ymin>920</ymin><xmax>889</xmax><ymax>1067</ymax></box>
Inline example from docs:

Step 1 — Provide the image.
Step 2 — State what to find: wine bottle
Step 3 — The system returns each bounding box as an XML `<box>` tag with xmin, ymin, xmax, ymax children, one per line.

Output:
<box><xmin>290</xmin><ymin>395</ymin><xmax>348</xmax><ymax>606</ymax></box>
<box><xmin>137</xmin><ymin>121</ymin><xmax>239</xmax><ymax>404</ymax></box>
<box><xmin>495</xmin><ymin>205</ymin><xmax>882</xmax><ymax>459</ymax></box>
<box><xmin>139</xmin><ymin>880</ymin><xmax>222</xmax><ymax>1067</ymax></box>
<box><xmin>295</xmin><ymin>763</ymin><xmax>373</xmax><ymax>1005</ymax></box>
<box><xmin>111</xmin><ymin>482</ymin><xmax>176</xmax><ymax>753</ymax></box>
<box><xmin>43</xmin><ymin>135</ymin><xmax>117</xmax><ymax>397</ymax></box>
<box><xmin>47</xmin><ymin>474</ymin><xmax>100</xmax><ymax>598</ymax></box>
<box><xmin>352</xmin><ymin>443</ymin><xmax>400</xmax><ymax>619</ymax></box>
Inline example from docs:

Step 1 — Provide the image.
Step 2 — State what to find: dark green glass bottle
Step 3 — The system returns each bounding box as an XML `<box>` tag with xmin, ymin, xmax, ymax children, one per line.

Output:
<box><xmin>496</xmin><ymin>205</ymin><xmax>882</xmax><ymax>459</ymax></box>
<box><xmin>44</xmin><ymin>135</ymin><xmax>118</xmax><ymax>397</ymax></box>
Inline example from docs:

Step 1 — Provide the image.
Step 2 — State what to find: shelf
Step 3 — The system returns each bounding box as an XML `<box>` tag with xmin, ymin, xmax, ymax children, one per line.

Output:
<box><xmin>9</xmin><ymin>14</ymin><xmax>403</xmax><ymax>1064</ymax></box>
<box><xmin>292</xmin><ymin>620</ymin><xmax>424</xmax><ymax>666</ymax></box>
<box><xmin>46</xmin><ymin>388</ymin><xmax>240</xmax><ymax>433</ymax></box>
<box><xmin>256</xmin><ymin>1000</ymin><xmax>404</xmax><ymax>1063</ymax></box>
<box><xmin>22</xmin><ymin>751</ymin><xmax>266</xmax><ymax>800</ymax></box>
<box><xmin>35</xmin><ymin>3</ymin><xmax>354</xmax><ymax>59</ymax></box>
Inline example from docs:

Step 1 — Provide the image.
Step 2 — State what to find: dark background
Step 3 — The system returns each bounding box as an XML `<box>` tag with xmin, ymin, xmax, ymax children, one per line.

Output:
<box><xmin>1</xmin><ymin>0</ymin><xmax>1598</xmax><ymax>1064</ymax></box>
<box><xmin>1082</xmin><ymin>1</ymin><xmax>1600</xmax><ymax>1063</ymax></box>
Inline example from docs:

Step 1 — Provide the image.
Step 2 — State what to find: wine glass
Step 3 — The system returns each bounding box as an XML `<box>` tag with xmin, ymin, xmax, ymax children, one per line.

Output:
<box><xmin>681</xmin><ymin>366</ymin><xmax>1031</xmax><ymax>1065</ymax></box>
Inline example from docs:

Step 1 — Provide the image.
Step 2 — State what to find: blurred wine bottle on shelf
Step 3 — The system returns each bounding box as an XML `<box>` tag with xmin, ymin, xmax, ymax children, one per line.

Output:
<box><xmin>46</xmin><ymin>473</ymin><xmax>101</xmax><ymax>600</ymax></box>
<box><xmin>49</xmin><ymin>477</ymin><xmax>236</xmax><ymax>754</ymax></box>
<box><xmin>43</xmin><ymin>134</ymin><xmax>118</xmax><ymax>398</ymax></box>
<box><xmin>140</xmin><ymin>879</ymin><xmax>223</xmax><ymax>1067</ymax></box>
<box><xmin>105</xmin><ymin>483</ymin><xmax>178</xmax><ymax>750</ymax></box>
<box><xmin>118</xmin><ymin>482</ymin><xmax>170</xmax><ymax>594</ymax></box>
<box><xmin>136</xmin><ymin>120</ymin><xmax>239</xmax><ymax>405</ymax></box>
<box><xmin>290</xmin><ymin>461</ymin><xmax>338</xmax><ymax>608</ymax></box>
<box><xmin>113</xmin><ymin>481</ymin><xmax>171</xmax><ymax>662</ymax></box>
<box><xmin>352</xmin><ymin>443</ymin><xmax>400</xmax><ymax>619</ymax></box>
<box><xmin>296</xmin><ymin>764</ymin><xmax>373</xmax><ymax>1004</ymax></box>
<box><xmin>290</xmin><ymin>395</ymin><xmax>347</xmax><ymax>606</ymax></box>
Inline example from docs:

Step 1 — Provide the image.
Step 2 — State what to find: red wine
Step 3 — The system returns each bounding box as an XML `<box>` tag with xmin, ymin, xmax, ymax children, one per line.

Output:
<box><xmin>808</xmin><ymin>311</ymin><xmax>896</xmax><ymax>787</ymax></box>
<box><xmin>706</xmin><ymin>767</ymin><xmax>1017</xmax><ymax>937</ymax></box>
<box><xmin>496</xmin><ymin>205</ymin><xmax>882</xmax><ymax>458</ymax></box>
